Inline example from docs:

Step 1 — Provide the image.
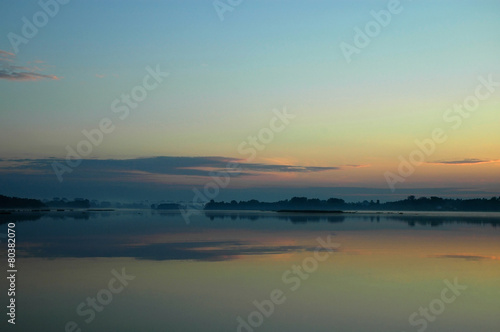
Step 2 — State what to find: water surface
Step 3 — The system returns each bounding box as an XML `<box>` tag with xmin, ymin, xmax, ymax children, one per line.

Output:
<box><xmin>1</xmin><ymin>210</ymin><xmax>499</xmax><ymax>331</ymax></box>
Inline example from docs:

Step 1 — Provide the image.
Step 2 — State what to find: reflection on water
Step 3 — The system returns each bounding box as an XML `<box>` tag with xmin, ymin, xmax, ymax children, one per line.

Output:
<box><xmin>205</xmin><ymin>211</ymin><xmax>346</xmax><ymax>223</ymax></box>
<box><xmin>0</xmin><ymin>210</ymin><xmax>499</xmax><ymax>331</ymax></box>
<box><xmin>3</xmin><ymin>209</ymin><xmax>500</xmax><ymax>226</ymax></box>
<box><xmin>204</xmin><ymin>210</ymin><xmax>500</xmax><ymax>227</ymax></box>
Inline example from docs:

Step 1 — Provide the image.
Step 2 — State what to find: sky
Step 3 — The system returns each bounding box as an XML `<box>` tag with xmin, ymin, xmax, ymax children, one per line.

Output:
<box><xmin>0</xmin><ymin>0</ymin><xmax>499</xmax><ymax>202</ymax></box>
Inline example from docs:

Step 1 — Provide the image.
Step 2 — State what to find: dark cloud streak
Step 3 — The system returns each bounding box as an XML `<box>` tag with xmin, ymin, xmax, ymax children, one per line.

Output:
<box><xmin>428</xmin><ymin>159</ymin><xmax>499</xmax><ymax>165</ymax></box>
<box><xmin>0</xmin><ymin>156</ymin><xmax>344</xmax><ymax>177</ymax></box>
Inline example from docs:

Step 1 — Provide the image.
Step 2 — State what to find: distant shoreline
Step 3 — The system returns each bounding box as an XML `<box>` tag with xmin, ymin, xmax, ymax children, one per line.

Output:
<box><xmin>204</xmin><ymin>196</ymin><xmax>500</xmax><ymax>213</ymax></box>
<box><xmin>2</xmin><ymin>194</ymin><xmax>500</xmax><ymax>213</ymax></box>
<box><xmin>276</xmin><ymin>210</ymin><xmax>345</xmax><ymax>214</ymax></box>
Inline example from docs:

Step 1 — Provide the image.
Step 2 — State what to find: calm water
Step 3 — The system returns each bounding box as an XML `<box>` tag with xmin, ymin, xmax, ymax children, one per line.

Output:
<box><xmin>1</xmin><ymin>210</ymin><xmax>499</xmax><ymax>332</ymax></box>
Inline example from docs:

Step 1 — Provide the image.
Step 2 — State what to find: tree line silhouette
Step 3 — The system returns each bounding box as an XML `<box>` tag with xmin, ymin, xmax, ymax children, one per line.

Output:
<box><xmin>204</xmin><ymin>195</ymin><xmax>500</xmax><ymax>212</ymax></box>
<box><xmin>0</xmin><ymin>195</ymin><xmax>90</xmax><ymax>209</ymax></box>
<box><xmin>3</xmin><ymin>194</ymin><xmax>500</xmax><ymax>212</ymax></box>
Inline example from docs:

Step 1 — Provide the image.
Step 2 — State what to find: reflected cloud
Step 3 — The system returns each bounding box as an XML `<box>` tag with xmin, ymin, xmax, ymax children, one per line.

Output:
<box><xmin>20</xmin><ymin>240</ymin><xmax>327</xmax><ymax>262</ymax></box>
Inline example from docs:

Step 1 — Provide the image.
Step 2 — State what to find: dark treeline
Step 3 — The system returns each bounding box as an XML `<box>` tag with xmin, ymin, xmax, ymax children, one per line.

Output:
<box><xmin>0</xmin><ymin>195</ymin><xmax>91</xmax><ymax>209</ymax></box>
<box><xmin>204</xmin><ymin>195</ymin><xmax>500</xmax><ymax>212</ymax></box>
<box><xmin>0</xmin><ymin>195</ymin><xmax>46</xmax><ymax>209</ymax></box>
<box><xmin>44</xmin><ymin>198</ymin><xmax>90</xmax><ymax>209</ymax></box>
<box><xmin>151</xmin><ymin>203</ymin><xmax>181</xmax><ymax>210</ymax></box>
<box><xmin>3</xmin><ymin>194</ymin><xmax>500</xmax><ymax>212</ymax></box>
<box><xmin>0</xmin><ymin>195</ymin><xmax>152</xmax><ymax>209</ymax></box>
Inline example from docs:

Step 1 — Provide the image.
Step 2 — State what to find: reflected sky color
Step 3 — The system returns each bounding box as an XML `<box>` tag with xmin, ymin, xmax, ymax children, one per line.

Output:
<box><xmin>1</xmin><ymin>211</ymin><xmax>499</xmax><ymax>331</ymax></box>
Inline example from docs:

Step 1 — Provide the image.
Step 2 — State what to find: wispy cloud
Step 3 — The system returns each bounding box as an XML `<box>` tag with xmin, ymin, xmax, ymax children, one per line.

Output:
<box><xmin>0</xmin><ymin>70</ymin><xmax>61</xmax><ymax>81</ymax></box>
<box><xmin>236</xmin><ymin>162</ymin><xmax>340</xmax><ymax>173</ymax></box>
<box><xmin>0</xmin><ymin>49</ymin><xmax>60</xmax><ymax>81</ymax></box>
<box><xmin>428</xmin><ymin>159</ymin><xmax>500</xmax><ymax>165</ymax></box>
<box><xmin>0</xmin><ymin>50</ymin><xmax>15</xmax><ymax>58</ymax></box>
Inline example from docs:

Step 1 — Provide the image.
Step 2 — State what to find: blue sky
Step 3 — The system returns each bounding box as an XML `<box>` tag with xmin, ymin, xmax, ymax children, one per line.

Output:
<box><xmin>1</xmin><ymin>0</ymin><xmax>499</xmax><ymax>201</ymax></box>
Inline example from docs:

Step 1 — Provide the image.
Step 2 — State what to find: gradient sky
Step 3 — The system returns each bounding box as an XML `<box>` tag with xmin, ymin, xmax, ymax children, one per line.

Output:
<box><xmin>1</xmin><ymin>0</ymin><xmax>499</xmax><ymax>202</ymax></box>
